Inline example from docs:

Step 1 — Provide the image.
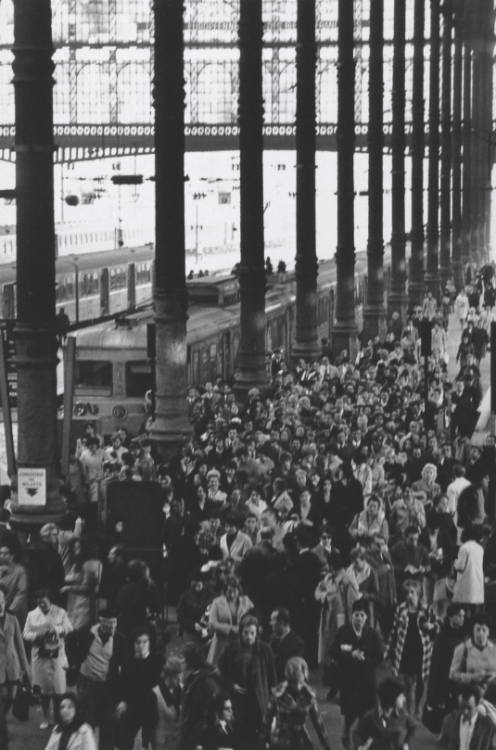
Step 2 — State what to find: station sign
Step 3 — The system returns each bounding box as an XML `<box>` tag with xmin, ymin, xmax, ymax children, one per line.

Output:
<box><xmin>18</xmin><ymin>467</ymin><xmax>46</xmax><ymax>506</ymax></box>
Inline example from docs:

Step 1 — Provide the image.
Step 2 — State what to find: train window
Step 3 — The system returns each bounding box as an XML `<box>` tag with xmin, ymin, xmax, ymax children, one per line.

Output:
<box><xmin>125</xmin><ymin>361</ymin><xmax>153</xmax><ymax>398</ymax></box>
<box><xmin>88</xmin><ymin>272</ymin><xmax>99</xmax><ymax>294</ymax></box>
<box><xmin>110</xmin><ymin>267</ymin><xmax>127</xmax><ymax>290</ymax></box>
<box><xmin>74</xmin><ymin>360</ymin><xmax>112</xmax><ymax>395</ymax></box>
<box><xmin>137</xmin><ymin>263</ymin><xmax>151</xmax><ymax>285</ymax></box>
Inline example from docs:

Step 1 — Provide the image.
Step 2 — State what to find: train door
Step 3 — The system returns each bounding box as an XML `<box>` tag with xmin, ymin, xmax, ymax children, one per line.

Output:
<box><xmin>222</xmin><ymin>331</ymin><xmax>231</xmax><ymax>380</ymax></box>
<box><xmin>266</xmin><ymin>321</ymin><xmax>273</xmax><ymax>353</ymax></box>
<box><xmin>100</xmin><ymin>268</ymin><xmax>110</xmax><ymax>315</ymax></box>
<box><xmin>329</xmin><ymin>288</ymin><xmax>334</xmax><ymax>340</ymax></box>
<box><xmin>127</xmin><ymin>263</ymin><xmax>136</xmax><ymax>309</ymax></box>
<box><xmin>286</xmin><ymin>306</ymin><xmax>293</xmax><ymax>357</ymax></box>
<box><xmin>2</xmin><ymin>284</ymin><xmax>15</xmax><ymax>318</ymax></box>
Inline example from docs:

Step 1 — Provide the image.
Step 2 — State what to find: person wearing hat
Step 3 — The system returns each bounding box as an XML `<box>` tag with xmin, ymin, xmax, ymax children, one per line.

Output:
<box><xmin>330</xmin><ymin>598</ymin><xmax>383</xmax><ymax>748</ymax></box>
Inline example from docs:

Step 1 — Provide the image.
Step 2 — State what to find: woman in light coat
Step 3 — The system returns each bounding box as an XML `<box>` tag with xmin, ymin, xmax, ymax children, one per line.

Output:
<box><xmin>0</xmin><ymin>583</ymin><xmax>30</xmax><ymax>748</ymax></box>
<box><xmin>207</xmin><ymin>575</ymin><xmax>253</xmax><ymax>665</ymax></box>
<box><xmin>314</xmin><ymin>551</ymin><xmax>345</xmax><ymax>667</ymax></box>
<box><xmin>149</xmin><ymin>656</ymin><xmax>182</xmax><ymax>750</ymax></box>
<box><xmin>455</xmin><ymin>289</ymin><xmax>470</xmax><ymax>329</ymax></box>
<box><xmin>23</xmin><ymin>588</ymin><xmax>73</xmax><ymax>728</ymax></box>
<box><xmin>44</xmin><ymin>693</ymin><xmax>96</xmax><ymax>750</ymax></box>
<box><xmin>453</xmin><ymin>525</ymin><xmax>485</xmax><ymax>607</ymax></box>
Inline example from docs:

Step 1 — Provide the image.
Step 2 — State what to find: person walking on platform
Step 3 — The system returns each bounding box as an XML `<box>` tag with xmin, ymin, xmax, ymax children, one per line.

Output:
<box><xmin>422</xmin><ymin>292</ymin><xmax>437</xmax><ymax>322</ymax></box>
<box><xmin>455</xmin><ymin>289</ymin><xmax>470</xmax><ymax>330</ymax></box>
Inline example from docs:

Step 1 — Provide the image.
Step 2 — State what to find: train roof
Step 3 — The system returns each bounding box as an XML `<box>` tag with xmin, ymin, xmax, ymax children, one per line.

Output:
<box><xmin>0</xmin><ymin>244</ymin><xmax>156</xmax><ymax>285</ymax></box>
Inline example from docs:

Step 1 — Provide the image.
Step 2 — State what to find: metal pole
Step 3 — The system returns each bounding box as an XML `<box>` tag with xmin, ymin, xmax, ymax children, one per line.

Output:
<box><xmin>235</xmin><ymin>0</ymin><xmax>269</xmax><ymax>393</ymax></box>
<box><xmin>149</xmin><ymin>0</ymin><xmax>191</xmax><ymax>457</ymax></box>
<box><xmin>408</xmin><ymin>0</ymin><xmax>426</xmax><ymax>308</ymax></box>
<box><xmin>425</xmin><ymin>0</ymin><xmax>441</xmax><ymax>297</ymax></box>
<box><xmin>451</xmin><ymin>0</ymin><xmax>464</xmax><ymax>289</ymax></box>
<box><xmin>10</xmin><ymin>0</ymin><xmax>66</xmax><ymax>528</ymax></box>
<box><xmin>388</xmin><ymin>0</ymin><xmax>407</xmax><ymax>320</ymax></box>
<box><xmin>362</xmin><ymin>0</ymin><xmax>386</xmax><ymax>342</ymax></box>
<box><xmin>292</xmin><ymin>0</ymin><xmax>320</xmax><ymax>362</ymax></box>
<box><xmin>461</xmin><ymin>0</ymin><xmax>472</xmax><ymax>271</ymax></box>
<box><xmin>439</xmin><ymin>0</ymin><xmax>453</xmax><ymax>290</ymax></box>
<box><xmin>333</xmin><ymin>0</ymin><xmax>358</xmax><ymax>358</ymax></box>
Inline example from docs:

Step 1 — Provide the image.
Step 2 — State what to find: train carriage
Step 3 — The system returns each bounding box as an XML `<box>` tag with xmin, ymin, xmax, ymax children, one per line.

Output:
<box><xmin>64</xmin><ymin>250</ymin><xmax>382</xmax><ymax>437</ymax></box>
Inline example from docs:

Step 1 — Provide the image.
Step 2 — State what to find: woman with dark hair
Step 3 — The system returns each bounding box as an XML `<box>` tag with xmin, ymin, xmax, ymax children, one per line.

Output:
<box><xmin>115</xmin><ymin>559</ymin><xmax>162</xmax><ymax>639</ymax></box>
<box><xmin>353</xmin><ymin>678</ymin><xmax>416</xmax><ymax>750</ymax></box>
<box><xmin>115</xmin><ymin>627</ymin><xmax>162</xmax><ymax>750</ymax></box>
<box><xmin>386</xmin><ymin>579</ymin><xmax>435</xmax><ymax>716</ymax></box>
<box><xmin>218</xmin><ymin>614</ymin><xmax>276</xmax><ymax>750</ymax></box>
<box><xmin>450</xmin><ymin>612</ymin><xmax>496</xmax><ymax>696</ymax></box>
<box><xmin>191</xmin><ymin>692</ymin><xmax>239</xmax><ymax>750</ymax></box>
<box><xmin>330</xmin><ymin>599</ymin><xmax>383</xmax><ymax>747</ymax></box>
<box><xmin>44</xmin><ymin>692</ymin><xmax>96</xmax><ymax>750</ymax></box>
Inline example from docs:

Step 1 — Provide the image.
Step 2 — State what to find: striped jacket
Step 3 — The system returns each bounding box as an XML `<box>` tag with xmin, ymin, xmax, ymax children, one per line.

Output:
<box><xmin>386</xmin><ymin>602</ymin><xmax>434</xmax><ymax>683</ymax></box>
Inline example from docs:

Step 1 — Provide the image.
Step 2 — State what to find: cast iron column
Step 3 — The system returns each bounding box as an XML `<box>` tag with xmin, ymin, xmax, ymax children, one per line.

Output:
<box><xmin>333</xmin><ymin>0</ymin><xmax>358</xmax><ymax>358</ymax></box>
<box><xmin>425</xmin><ymin>0</ymin><xmax>441</xmax><ymax>297</ymax></box>
<box><xmin>408</xmin><ymin>0</ymin><xmax>426</xmax><ymax>307</ymax></box>
<box><xmin>235</xmin><ymin>0</ymin><xmax>269</xmax><ymax>392</ymax></box>
<box><xmin>149</xmin><ymin>0</ymin><xmax>191</xmax><ymax>457</ymax></box>
<box><xmin>362</xmin><ymin>0</ymin><xmax>386</xmax><ymax>342</ymax></box>
<box><xmin>470</xmin><ymin>3</ymin><xmax>482</xmax><ymax>265</ymax></box>
<box><xmin>439</xmin><ymin>0</ymin><xmax>452</xmax><ymax>290</ymax></box>
<box><xmin>481</xmin><ymin>0</ymin><xmax>493</xmax><ymax>261</ymax></box>
<box><xmin>388</xmin><ymin>0</ymin><xmax>407</xmax><ymax>320</ymax></box>
<box><xmin>292</xmin><ymin>0</ymin><xmax>320</xmax><ymax>363</ymax></box>
<box><xmin>9</xmin><ymin>0</ymin><xmax>66</xmax><ymax>529</ymax></box>
<box><xmin>451</xmin><ymin>0</ymin><xmax>464</xmax><ymax>289</ymax></box>
<box><xmin>461</xmin><ymin>0</ymin><xmax>472</xmax><ymax>269</ymax></box>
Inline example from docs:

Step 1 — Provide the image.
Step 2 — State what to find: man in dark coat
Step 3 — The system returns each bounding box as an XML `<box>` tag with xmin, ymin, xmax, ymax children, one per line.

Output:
<box><xmin>438</xmin><ymin>684</ymin><xmax>495</xmax><ymax>750</ymax></box>
<box><xmin>218</xmin><ymin>614</ymin><xmax>277</xmax><ymax>750</ymax></box>
<box><xmin>426</xmin><ymin>604</ymin><xmax>466</xmax><ymax>717</ymax></box>
<box><xmin>292</xmin><ymin>527</ymin><xmax>322</xmax><ymax>670</ymax></box>
<box><xmin>269</xmin><ymin>607</ymin><xmax>305</xmax><ymax>683</ymax></box>
<box><xmin>330</xmin><ymin>598</ymin><xmax>383</xmax><ymax>747</ymax></box>
<box><xmin>179</xmin><ymin>642</ymin><xmax>225</xmax><ymax>750</ymax></box>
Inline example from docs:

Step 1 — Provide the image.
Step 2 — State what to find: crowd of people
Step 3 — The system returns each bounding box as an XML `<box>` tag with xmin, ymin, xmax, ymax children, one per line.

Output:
<box><xmin>2</xmin><ymin>273</ymin><xmax>496</xmax><ymax>750</ymax></box>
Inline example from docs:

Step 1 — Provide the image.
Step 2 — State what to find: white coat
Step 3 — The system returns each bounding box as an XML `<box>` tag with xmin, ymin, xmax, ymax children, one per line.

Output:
<box><xmin>44</xmin><ymin>723</ymin><xmax>96</xmax><ymax>750</ymax></box>
<box><xmin>453</xmin><ymin>540</ymin><xmax>485</xmax><ymax>604</ymax></box>
<box><xmin>24</xmin><ymin>604</ymin><xmax>73</xmax><ymax>695</ymax></box>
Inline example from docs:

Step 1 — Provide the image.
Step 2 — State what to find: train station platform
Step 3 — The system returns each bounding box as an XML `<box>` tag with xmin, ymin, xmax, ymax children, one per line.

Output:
<box><xmin>445</xmin><ymin>311</ymin><xmax>493</xmax><ymax>441</ymax></box>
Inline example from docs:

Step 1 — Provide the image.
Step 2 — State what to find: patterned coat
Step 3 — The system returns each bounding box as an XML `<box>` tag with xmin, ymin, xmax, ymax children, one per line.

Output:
<box><xmin>260</xmin><ymin>682</ymin><xmax>331</xmax><ymax>750</ymax></box>
<box><xmin>386</xmin><ymin>602</ymin><xmax>434</xmax><ymax>683</ymax></box>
